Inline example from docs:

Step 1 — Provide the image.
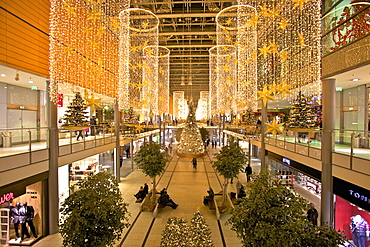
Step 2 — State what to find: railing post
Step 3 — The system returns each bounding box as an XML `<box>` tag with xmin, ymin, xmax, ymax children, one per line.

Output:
<box><xmin>350</xmin><ymin>132</ymin><xmax>354</xmax><ymax>170</ymax></box>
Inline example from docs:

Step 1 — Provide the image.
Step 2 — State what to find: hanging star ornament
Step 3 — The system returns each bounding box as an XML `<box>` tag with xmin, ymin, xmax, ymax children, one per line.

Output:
<box><xmin>278</xmin><ymin>18</ymin><xmax>291</xmax><ymax>30</ymax></box>
<box><xmin>135</xmin><ymin>124</ymin><xmax>144</xmax><ymax>133</ymax></box>
<box><xmin>257</xmin><ymin>85</ymin><xmax>276</xmax><ymax>106</ymax></box>
<box><xmin>265</xmin><ymin>119</ymin><xmax>284</xmax><ymax>136</ymax></box>
<box><xmin>278</xmin><ymin>82</ymin><xmax>293</xmax><ymax>98</ymax></box>
<box><xmin>292</xmin><ymin>0</ymin><xmax>312</xmax><ymax>11</ymax></box>
<box><xmin>84</xmin><ymin>93</ymin><xmax>103</xmax><ymax>113</ymax></box>
<box><xmin>258</xmin><ymin>43</ymin><xmax>271</xmax><ymax>59</ymax></box>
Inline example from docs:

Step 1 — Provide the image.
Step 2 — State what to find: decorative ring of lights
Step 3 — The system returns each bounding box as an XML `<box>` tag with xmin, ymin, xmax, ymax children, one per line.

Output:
<box><xmin>216</xmin><ymin>5</ymin><xmax>257</xmax><ymax>31</ymax></box>
<box><xmin>119</xmin><ymin>8</ymin><xmax>159</xmax><ymax>33</ymax></box>
<box><xmin>209</xmin><ymin>45</ymin><xmax>237</xmax><ymax>56</ymax></box>
<box><xmin>143</xmin><ymin>45</ymin><xmax>170</xmax><ymax>58</ymax></box>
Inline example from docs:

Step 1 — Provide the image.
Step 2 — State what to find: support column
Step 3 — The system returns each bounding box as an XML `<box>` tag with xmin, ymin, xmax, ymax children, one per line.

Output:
<box><xmin>248</xmin><ymin>139</ymin><xmax>252</xmax><ymax>165</ymax></box>
<box><xmin>321</xmin><ymin>78</ymin><xmax>336</xmax><ymax>226</ymax></box>
<box><xmin>260</xmin><ymin>102</ymin><xmax>267</xmax><ymax>170</ymax></box>
<box><xmin>159</xmin><ymin>115</ymin><xmax>162</xmax><ymax>144</ymax></box>
<box><xmin>131</xmin><ymin>140</ymin><xmax>134</xmax><ymax>171</ymax></box>
<box><xmin>114</xmin><ymin>101</ymin><xmax>120</xmax><ymax>182</ymax></box>
<box><xmin>47</xmin><ymin>82</ymin><xmax>59</xmax><ymax>234</ymax></box>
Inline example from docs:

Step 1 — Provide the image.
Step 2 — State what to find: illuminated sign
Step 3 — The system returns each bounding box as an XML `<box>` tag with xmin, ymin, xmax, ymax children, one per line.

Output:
<box><xmin>349</xmin><ymin>190</ymin><xmax>369</xmax><ymax>203</ymax></box>
<box><xmin>0</xmin><ymin>192</ymin><xmax>14</xmax><ymax>204</ymax></box>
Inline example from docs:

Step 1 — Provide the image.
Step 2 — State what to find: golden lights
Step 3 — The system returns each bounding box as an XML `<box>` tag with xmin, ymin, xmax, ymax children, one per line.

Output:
<box><xmin>49</xmin><ymin>0</ymin><xmax>129</xmax><ymax>103</ymax></box>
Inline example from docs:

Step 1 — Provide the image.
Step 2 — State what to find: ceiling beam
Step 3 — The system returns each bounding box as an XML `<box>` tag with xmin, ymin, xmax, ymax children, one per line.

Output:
<box><xmin>156</xmin><ymin>13</ymin><xmax>218</xmax><ymax>18</ymax></box>
<box><xmin>159</xmin><ymin>31</ymin><xmax>216</xmax><ymax>36</ymax></box>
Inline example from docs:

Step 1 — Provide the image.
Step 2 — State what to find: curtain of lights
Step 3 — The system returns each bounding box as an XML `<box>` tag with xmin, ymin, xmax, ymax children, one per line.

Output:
<box><xmin>236</xmin><ymin>0</ymin><xmax>321</xmax><ymax>102</ymax></box>
<box><xmin>119</xmin><ymin>8</ymin><xmax>159</xmax><ymax>111</ymax></box>
<box><xmin>209</xmin><ymin>45</ymin><xmax>238</xmax><ymax>115</ymax></box>
<box><xmin>156</xmin><ymin>46</ymin><xmax>170</xmax><ymax>115</ymax></box>
<box><xmin>216</xmin><ymin>5</ymin><xmax>258</xmax><ymax>112</ymax></box>
<box><xmin>49</xmin><ymin>0</ymin><xmax>129</xmax><ymax>103</ymax></box>
<box><xmin>173</xmin><ymin>91</ymin><xmax>187</xmax><ymax>120</ymax></box>
<box><xmin>196</xmin><ymin>91</ymin><xmax>210</xmax><ymax>120</ymax></box>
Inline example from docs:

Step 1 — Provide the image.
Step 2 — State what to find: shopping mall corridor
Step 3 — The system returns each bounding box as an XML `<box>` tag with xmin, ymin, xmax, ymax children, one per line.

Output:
<box><xmin>34</xmin><ymin>146</ymin><xmax>259</xmax><ymax>247</ymax></box>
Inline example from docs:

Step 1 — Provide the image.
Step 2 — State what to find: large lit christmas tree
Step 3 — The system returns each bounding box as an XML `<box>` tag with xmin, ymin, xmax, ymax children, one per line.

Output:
<box><xmin>287</xmin><ymin>91</ymin><xmax>320</xmax><ymax>129</ymax></box>
<box><xmin>160</xmin><ymin>217</ymin><xmax>190</xmax><ymax>247</ymax></box>
<box><xmin>241</xmin><ymin>107</ymin><xmax>257</xmax><ymax>125</ymax></box>
<box><xmin>189</xmin><ymin>210</ymin><xmax>214</xmax><ymax>246</ymax></box>
<box><xmin>177</xmin><ymin>100</ymin><xmax>205</xmax><ymax>157</ymax></box>
<box><xmin>62</xmin><ymin>92</ymin><xmax>89</xmax><ymax>127</ymax></box>
<box><xmin>123</xmin><ymin>107</ymin><xmax>138</xmax><ymax>124</ymax></box>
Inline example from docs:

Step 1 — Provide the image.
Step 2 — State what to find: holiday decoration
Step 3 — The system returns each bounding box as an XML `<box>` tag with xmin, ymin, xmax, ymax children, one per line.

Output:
<box><xmin>257</xmin><ymin>85</ymin><xmax>276</xmax><ymax>106</ymax></box>
<box><xmin>119</xmin><ymin>8</ymin><xmax>159</xmax><ymax>111</ymax></box>
<box><xmin>62</xmin><ymin>92</ymin><xmax>89</xmax><ymax>130</ymax></box>
<box><xmin>189</xmin><ymin>211</ymin><xmax>214</xmax><ymax>246</ymax></box>
<box><xmin>49</xmin><ymin>0</ymin><xmax>129</xmax><ymax>103</ymax></box>
<box><xmin>286</xmin><ymin>91</ymin><xmax>320</xmax><ymax>130</ymax></box>
<box><xmin>177</xmin><ymin>101</ymin><xmax>205</xmax><ymax>158</ymax></box>
<box><xmin>241</xmin><ymin>108</ymin><xmax>257</xmax><ymax>126</ymax></box>
<box><xmin>265</xmin><ymin>119</ymin><xmax>284</xmax><ymax>136</ymax></box>
<box><xmin>160</xmin><ymin>211</ymin><xmax>214</xmax><ymax>247</ymax></box>
<box><xmin>123</xmin><ymin>107</ymin><xmax>139</xmax><ymax>124</ymax></box>
<box><xmin>160</xmin><ymin>217</ymin><xmax>190</xmax><ymax>247</ymax></box>
<box><xmin>84</xmin><ymin>93</ymin><xmax>103</xmax><ymax>113</ymax></box>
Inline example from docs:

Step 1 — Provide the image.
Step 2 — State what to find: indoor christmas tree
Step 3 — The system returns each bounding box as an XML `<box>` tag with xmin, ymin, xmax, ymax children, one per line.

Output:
<box><xmin>189</xmin><ymin>211</ymin><xmax>214</xmax><ymax>246</ymax></box>
<box><xmin>177</xmin><ymin>100</ymin><xmax>205</xmax><ymax>157</ymax></box>
<box><xmin>287</xmin><ymin>91</ymin><xmax>320</xmax><ymax>129</ymax></box>
<box><xmin>160</xmin><ymin>217</ymin><xmax>190</xmax><ymax>247</ymax></box>
<box><xmin>123</xmin><ymin>107</ymin><xmax>138</xmax><ymax>124</ymax></box>
<box><xmin>241</xmin><ymin>108</ymin><xmax>257</xmax><ymax>125</ymax></box>
<box><xmin>62</xmin><ymin>92</ymin><xmax>89</xmax><ymax>127</ymax></box>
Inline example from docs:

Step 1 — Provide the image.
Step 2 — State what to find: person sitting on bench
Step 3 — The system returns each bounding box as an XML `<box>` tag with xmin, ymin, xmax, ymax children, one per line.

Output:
<box><xmin>158</xmin><ymin>189</ymin><xmax>178</xmax><ymax>209</ymax></box>
<box><xmin>134</xmin><ymin>186</ymin><xmax>146</xmax><ymax>202</ymax></box>
<box><xmin>203</xmin><ymin>187</ymin><xmax>215</xmax><ymax>206</ymax></box>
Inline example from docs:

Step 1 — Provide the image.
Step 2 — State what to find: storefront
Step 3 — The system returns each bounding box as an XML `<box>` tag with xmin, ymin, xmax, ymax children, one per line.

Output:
<box><xmin>58</xmin><ymin>150</ymin><xmax>115</xmax><ymax>208</ymax></box>
<box><xmin>0</xmin><ymin>174</ymin><xmax>47</xmax><ymax>245</ymax></box>
<box><xmin>267</xmin><ymin>151</ymin><xmax>370</xmax><ymax>247</ymax></box>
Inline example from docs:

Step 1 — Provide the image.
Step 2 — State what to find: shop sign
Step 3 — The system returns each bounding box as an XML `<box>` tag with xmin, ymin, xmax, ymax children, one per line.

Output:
<box><xmin>57</xmin><ymin>93</ymin><xmax>63</xmax><ymax>107</ymax></box>
<box><xmin>0</xmin><ymin>192</ymin><xmax>14</xmax><ymax>204</ymax></box>
<box><xmin>349</xmin><ymin>190</ymin><xmax>369</xmax><ymax>203</ymax></box>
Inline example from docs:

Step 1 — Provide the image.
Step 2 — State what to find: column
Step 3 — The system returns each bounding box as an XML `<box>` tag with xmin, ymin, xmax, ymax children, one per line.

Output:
<box><xmin>260</xmin><ymin>102</ymin><xmax>267</xmax><ymax>170</ymax></box>
<box><xmin>114</xmin><ymin>101</ymin><xmax>120</xmax><ymax>182</ymax></box>
<box><xmin>321</xmin><ymin>78</ymin><xmax>336</xmax><ymax>226</ymax></box>
<box><xmin>47</xmin><ymin>81</ymin><xmax>59</xmax><ymax>234</ymax></box>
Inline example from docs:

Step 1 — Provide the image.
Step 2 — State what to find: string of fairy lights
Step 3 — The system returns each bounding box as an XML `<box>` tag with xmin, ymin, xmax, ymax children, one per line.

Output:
<box><xmin>49</xmin><ymin>0</ymin><xmax>129</xmax><ymax>104</ymax></box>
<box><xmin>49</xmin><ymin>0</ymin><xmax>321</xmax><ymax>120</ymax></box>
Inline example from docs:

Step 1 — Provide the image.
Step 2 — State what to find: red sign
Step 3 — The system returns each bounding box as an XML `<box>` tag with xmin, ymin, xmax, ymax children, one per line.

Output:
<box><xmin>57</xmin><ymin>93</ymin><xmax>63</xmax><ymax>107</ymax></box>
<box><xmin>0</xmin><ymin>192</ymin><xmax>14</xmax><ymax>204</ymax></box>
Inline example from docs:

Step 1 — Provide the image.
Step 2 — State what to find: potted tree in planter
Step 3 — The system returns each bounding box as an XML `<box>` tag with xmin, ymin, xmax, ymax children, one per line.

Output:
<box><xmin>227</xmin><ymin>170</ymin><xmax>346</xmax><ymax>246</ymax></box>
<box><xmin>59</xmin><ymin>173</ymin><xmax>130</xmax><ymax>247</ymax></box>
<box><xmin>212</xmin><ymin>141</ymin><xmax>247</xmax><ymax>210</ymax></box>
<box><xmin>134</xmin><ymin>142</ymin><xmax>171</xmax><ymax>211</ymax></box>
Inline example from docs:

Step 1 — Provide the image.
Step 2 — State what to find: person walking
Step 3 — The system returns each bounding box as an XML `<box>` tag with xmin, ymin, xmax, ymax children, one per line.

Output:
<box><xmin>245</xmin><ymin>164</ymin><xmax>252</xmax><ymax>182</ymax></box>
<box><xmin>192</xmin><ymin>158</ymin><xmax>197</xmax><ymax>169</ymax></box>
<box><xmin>307</xmin><ymin>203</ymin><xmax>318</xmax><ymax>226</ymax></box>
<box><xmin>236</xmin><ymin>180</ymin><xmax>243</xmax><ymax>198</ymax></box>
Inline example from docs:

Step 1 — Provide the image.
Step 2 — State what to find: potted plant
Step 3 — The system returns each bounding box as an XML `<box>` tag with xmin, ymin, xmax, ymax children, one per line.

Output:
<box><xmin>59</xmin><ymin>173</ymin><xmax>130</xmax><ymax>247</ymax></box>
<box><xmin>212</xmin><ymin>142</ymin><xmax>247</xmax><ymax>204</ymax></box>
<box><xmin>133</xmin><ymin>142</ymin><xmax>171</xmax><ymax>211</ymax></box>
<box><xmin>227</xmin><ymin>170</ymin><xmax>346</xmax><ymax>246</ymax></box>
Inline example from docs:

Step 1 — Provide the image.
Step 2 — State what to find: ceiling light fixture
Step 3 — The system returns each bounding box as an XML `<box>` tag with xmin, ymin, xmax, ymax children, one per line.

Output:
<box><xmin>351</xmin><ymin>78</ymin><xmax>359</xmax><ymax>81</ymax></box>
<box><xmin>0</xmin><ymin>74</ymin><xmax>5</xmax><ymax>77</ymax></box>
<box><xmin>27</xmin><ymin>77</ymin><xmax>34</xmax><ymax>83</ymax></box>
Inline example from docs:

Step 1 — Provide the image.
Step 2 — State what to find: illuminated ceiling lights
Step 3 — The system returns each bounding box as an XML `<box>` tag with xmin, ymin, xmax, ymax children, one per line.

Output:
<box><xmin>236</xmin><ymin>0</ymin><xmax>321</xmax><ymax>102</ymax></box>
<box><xmin>119</xmin><ymin>8</ymin><xmax>159</xmax><ymax>111</ymax></box>
<box><xmin>216</xmin><ymin>5</ymin><xmax>258</xmax><ymax>112</ymax></box>
<box><xmin>209</xmin><ymin>45</ymin><xmax>238</xmax><ymax>115</ymax></box>
<box><xmin>49</xmin><ymin>0</ymin><xmax>129</xmax><ymax>103</ymax></box>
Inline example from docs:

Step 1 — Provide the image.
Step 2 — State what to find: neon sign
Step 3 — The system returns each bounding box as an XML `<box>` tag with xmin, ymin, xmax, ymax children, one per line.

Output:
<box><xmin>0</xmin><ymin>192</ymin><xmax>14</xmax><ymax>204</ymax></box>
<box><xmin>349</xmin><ymin>190</ymin><xmax>369</xmax><ymax>203</ymax></box>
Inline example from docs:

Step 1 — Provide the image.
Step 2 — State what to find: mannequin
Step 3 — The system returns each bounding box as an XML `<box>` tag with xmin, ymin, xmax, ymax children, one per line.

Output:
<box><xmin>351</xmin><ymin>214</ymin><xmax>369</xmax><ymax>247</ymax></box>
<box><xmin>10</xmin><ymin>202</ymin><xmax>30</xmax><ymax>241</ymax></box>
<box><xmin>22</xmin><ymin>202</ymin><xmax>38</xmax><ymax>238</ymax></box>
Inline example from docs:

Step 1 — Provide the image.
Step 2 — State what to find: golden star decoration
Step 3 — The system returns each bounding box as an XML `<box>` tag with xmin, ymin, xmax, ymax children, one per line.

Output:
<box><xmin>96</xmin><ymin>58</ymin><xmax>103</xmax><ymax>75</ymax></box>
<box><xmin>130</xmin><ymin>45</ymin><xmax>140</xmax><ymax>52</ymax></box>
<box><xmin>96</xmin><ymin>26</ymin><xmax>106</xmax><ymax>36</ymax></box>
<box><xmin>257</xmin><ymin>85</ymin><xmax>276</xmax><ymax>106</ymax></box>
<box><xmin>279</xmin><ymin>50</ymin><xmax>289</xmax><ymax>62</ymax></box>
<box><xmin>109</xmin><ymin>17</ymin><xmax>122</xmax><ymax>31</ymax></box>
<box><xmin>258</xmin><ymin>43</ymin><xmax>271</xmax><ymax>59</ymax></box>
<box><xmin>265</xmin><ymin>119</ymin><xmax>284</xmax><ymax>136</ymax></box>
<box><xmin>86</xmin><ymin>10</ymin><xmax>102</xmax><ymax>22</ymax></box>
<box><xmin>62</xmin><ymin>0</ymin><xmax>76</xmax><ymax>17</ymax></box>
<box><xmin>278</xmin><ymin>18</ymin><xmax>291</xmax><ymax>30</ymax></box>
<box><xmin>135</xmin><ymin>124</ymin><xmax>144</xmax><ymax>133</ymax></box>
<box><xmin>158</xmin><ymin>82</ymin><xmax>164</xmax><ymax>87</ymax></box>
<box><xmin>298</xmin><ymin>33</ymin><xmax>307</xmax><ymax>47</ymax></box>
<box><xmin>158</xmin><ymin>96</ymin><xmax>164</xmax><ymax>101</ymax></box>
<box><xmin>258</xmin><ymin>4</ymin><xmax>271</xmax><ymax>17</ymax></box>
<box><xmin>269</xmin><ymin>8</ymin><xmax>281</xmax><ymax>18</ymax></box>
<box><xmin>226</xmin><ymin>35</ymin><xmax>233</xmax><ymax>43</ymax></box>
<box><xmin>88</xmin><ymin>39</ymin><xmax>100</xmax><ymax>49</ymax></box>
<box><xmin>225</xmin><ymin>18</ymin><xmax>233</xmax><ymax>25</ymax></box>
<box><xmin>246</xmin><ymin>17</ymin><xmax>261</xmax><ymax>27</ymax></box>
<box><xmin>159</xmin><ymin>67</ymin><xmax>164</xmax><ymax>75</ymax></box>
<box><xmin>269</xmin><ymin>41</ymin><xmax>279</xmax><ymax>54</ymax></box>
<box><xmin>292</xmin><ymin>0</ymin><xmax>312</xmax><ymax>11</ymax></box>
<box><xmin>223</xmin><ymin>65</ymin><xmax>230</xmax><ymax>72</ymax></box>
<box><xmin>269</xmin><ymin>81</ymin><xmax>279</xmax><ymax>95</ymax></box>
<box><xmin>84</xmin><ymin>94</ymin><xmax>103</xmax><ymax>113</ymax></box>
<box><xmin>278</xmin><ymin>82</ymin><xmax>293</xmax><ymax>98</ymax></box>
<box><xmin>141</xmin><ymin>21</ymin><xmax>150</xmax><ymax>29</ymax></box>
<box><xmin>63</xmin><ymin>45</ymin><xmax>75</xmax><ymax>56</ymax></box>
<box><xmin>149</xmin><ymin>112</ymin><xmax>155</xmax><ymax>118</ymax></box>
<box><xmin>222</xmin><ymin>46</ymin><xmax>229</xmax><ymax>51</ymax></box>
